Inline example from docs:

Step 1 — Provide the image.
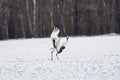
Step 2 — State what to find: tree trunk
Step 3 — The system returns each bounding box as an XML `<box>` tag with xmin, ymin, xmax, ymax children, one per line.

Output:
<box><xmin>26</xmin><ymin>0</ymin><xmax>33</xmax><ymax>37</ymax></box>
<box><xmin>33</xmin><ymin>0</ymin><xmax>37</xmax><ymax>38</ymax></box>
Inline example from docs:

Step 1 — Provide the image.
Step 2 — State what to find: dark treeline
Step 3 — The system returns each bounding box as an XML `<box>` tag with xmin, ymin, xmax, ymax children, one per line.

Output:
<box><xmin>0</xmin><ymin>0</ymin><xmax>120</xmax><ymax>40</ymax></box>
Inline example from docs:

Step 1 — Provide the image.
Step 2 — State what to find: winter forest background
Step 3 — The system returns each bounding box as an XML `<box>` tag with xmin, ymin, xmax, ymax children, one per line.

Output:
<box><xmin>0</xmin><ymin>0</ymin><xmax>120</xmax><ymax>40</ymax></box>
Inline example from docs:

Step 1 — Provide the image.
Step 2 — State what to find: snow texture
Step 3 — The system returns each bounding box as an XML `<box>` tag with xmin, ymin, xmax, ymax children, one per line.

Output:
<box><xmin>0</xmin><ymin>35</ymin><xmax>120</xmax><ymax>80</ymax></box>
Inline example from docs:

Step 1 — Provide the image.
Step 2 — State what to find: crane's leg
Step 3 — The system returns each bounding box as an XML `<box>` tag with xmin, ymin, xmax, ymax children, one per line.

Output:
<box><xmin>51</xmin><ymin>49</ymin><xmax>54</xmax><ymax>60</ymax></box>
<box><xmin>56</xmin><ymin>53</ymin><xmax>59</xmax><ymax>60</ymax></box>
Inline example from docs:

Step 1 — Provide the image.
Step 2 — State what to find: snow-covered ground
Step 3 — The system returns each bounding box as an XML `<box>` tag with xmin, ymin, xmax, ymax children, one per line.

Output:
<box><xmin>0</xmin><ymin>35</ymin><xmax>120</xmax><ymax>80</ymax></box>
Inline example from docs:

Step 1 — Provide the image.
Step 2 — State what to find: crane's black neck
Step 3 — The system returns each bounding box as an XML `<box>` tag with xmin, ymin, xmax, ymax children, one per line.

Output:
<box><xmin>52</xmin><ymin>39</ymin><xmax>56</xmax><ymax>48</ymax></box>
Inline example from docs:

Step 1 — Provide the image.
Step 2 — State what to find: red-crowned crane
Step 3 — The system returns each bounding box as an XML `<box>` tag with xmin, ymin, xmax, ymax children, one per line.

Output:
<box><xmin>50</xmin><ymin>27</ymin><xmax>69</xmax><ymax>60</ymax></box>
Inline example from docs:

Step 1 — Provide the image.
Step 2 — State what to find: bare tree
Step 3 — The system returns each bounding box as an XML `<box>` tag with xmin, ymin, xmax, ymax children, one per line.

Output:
<box><xmin>26</xmin><ymin>0</ymin><xmax>33</xmax><ymax>37</ymax></box>
<box><xmin>50</xmin><ymin>0</ymin><xmax>54</xmax><ymax>28</ymax></box>
<box><xmin>0</xmin><ymin>0</ymin><xmax>9</xmax><ymax>39</ymax></box>
<box><xmin>0</xmin><ymin>0</ymin><xmax>120</xmax><ymax>40</ymax></box>
<box><xmin>33</xmin><ymin>0</ymin><xmax>37</xmax><ymax>37</ymax></box>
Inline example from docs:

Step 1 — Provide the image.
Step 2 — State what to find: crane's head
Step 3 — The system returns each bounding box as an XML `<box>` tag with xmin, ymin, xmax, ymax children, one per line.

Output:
<box><xmin>66</xmin><ymin>36</ymin><xmax>69</xmax><ymax>41</ymax></box>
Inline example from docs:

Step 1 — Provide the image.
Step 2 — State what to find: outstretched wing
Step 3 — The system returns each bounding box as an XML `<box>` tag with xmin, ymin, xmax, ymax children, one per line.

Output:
<box><xmin>50</xmin><ymin>27</ymin><xmax>60</xmax><ymax>39</ymax></box>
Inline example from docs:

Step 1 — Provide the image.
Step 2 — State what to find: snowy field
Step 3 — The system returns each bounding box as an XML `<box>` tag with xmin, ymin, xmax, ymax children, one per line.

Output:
<box><xmin>0</xmin><ymin>35</ymin><xmax>120</xmax><ymax>80</ymax></box>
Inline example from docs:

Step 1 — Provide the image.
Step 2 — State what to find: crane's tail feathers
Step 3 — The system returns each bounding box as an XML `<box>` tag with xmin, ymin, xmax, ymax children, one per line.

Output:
<box><xmin>54</xmin><ymin>27</ymin><xmax>60</xmax><ymax>35</ymax></box>
<box><xmin>50</xmin><ymin>27</ymin><xmax>60</xmax><ymax>39</ymax></box>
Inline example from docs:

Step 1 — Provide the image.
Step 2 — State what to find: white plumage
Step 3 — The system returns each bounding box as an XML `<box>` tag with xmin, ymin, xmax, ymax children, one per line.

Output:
<box><xmin>50</xmin><ymin>27</ymin><xmax>60</xmax><ymax>40</ymax></box>
<box><xmin>50</xmin><ymin>27</ymin><xmax>69</xmax><ymax>60</ymax></box>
